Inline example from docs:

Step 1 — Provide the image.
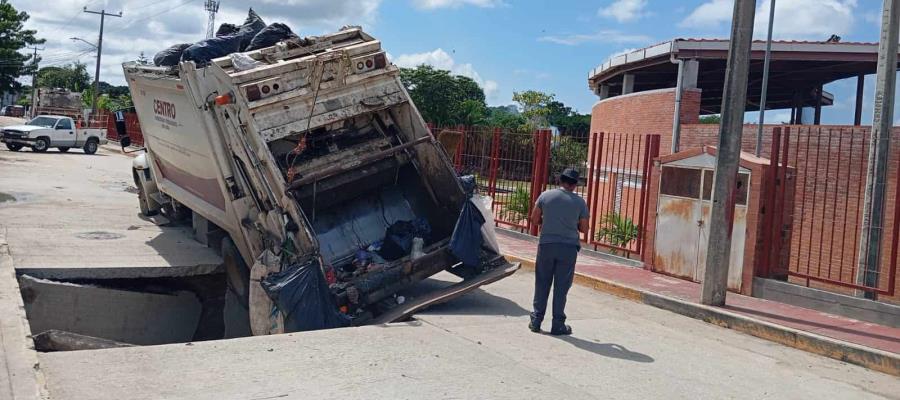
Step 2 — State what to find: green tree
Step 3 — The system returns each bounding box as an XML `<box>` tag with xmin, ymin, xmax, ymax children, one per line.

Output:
<box><xmin>550</xmin><ymin>137</ymin><xmax>588</xmax><ymax>177</ymax></box>
<box><xmin>0</xmin><ymin>1</ymin><xmax>44</xmax><ymax>92</ymax></box>
<box><xmin>512</xmin><ymin>90</ymin><xmax>555</xmax><ymax>129</ymax></box>
<box><xmin>399</xmin><ymin>65</ymin><xmax>487</xmax><ymax>126</ymax></box>
<box><xmin>699</xmin><ymin>114</ymin><xmax>721</xmax><ymax>124</ymax></box>
<box><xmin>485</xmin><ymin>105</ymin><xmax>528</xmax><ymax>131</ymax></box>
<box><xmin>547</xmin><ymin>100</ymin><xmax>591</xmax><ymax>135</ymax></box>
<box><xmin>37</xmin><ymin>62</ymin><xmax>90</xmax><ymax>92</ymax></box>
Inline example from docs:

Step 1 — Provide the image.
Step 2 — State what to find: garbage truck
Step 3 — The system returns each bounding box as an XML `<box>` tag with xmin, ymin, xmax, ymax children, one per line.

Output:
<box><xmin>121</xmin><ymin>27</ymin><xmax>518</xmax><ymax>337</ymax></box>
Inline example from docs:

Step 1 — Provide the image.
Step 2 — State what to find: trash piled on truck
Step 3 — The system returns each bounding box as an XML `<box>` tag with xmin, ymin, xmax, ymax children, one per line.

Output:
<box><xmin>153</xmin><ymin>9</ymin><xmax>298</xmax><ymax>67</ymax></box>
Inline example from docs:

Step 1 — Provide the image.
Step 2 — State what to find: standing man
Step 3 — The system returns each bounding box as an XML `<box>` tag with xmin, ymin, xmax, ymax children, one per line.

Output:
<box><xmin>529</xmin><ymin>168</ymin><xmax>589</xmax><ymax>335</ymax></box>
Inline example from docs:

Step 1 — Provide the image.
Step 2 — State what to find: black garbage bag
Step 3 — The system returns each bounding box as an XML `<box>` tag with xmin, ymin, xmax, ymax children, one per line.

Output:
<box><xmin>378</xmin><ymin>218</ymin><xmax>431</xmax><ymax>261</ymax></box>
<box><xmin>180</xmin><ymin>8</ymin><xmax>265</xmax><ymax>66</ymax></box>
<box><xmin>215</xmin><ymin>23</ymin><xmax>239</xmax><ymax>37</ymax></box>
<box><xmin>236</xmin><ymin>8</ymin><xmax>266</xmax><ymax>50</ymax></box>
<box><xmin>450</xmin><ymin>175</ymin><xmax>485</xmax><ymax>267</ymax></box>
<box><xmin>246</xmin><ymin>23</ymin><xmax>298</xmax><ymax>51</ymax></box>
<box><xmin>261</xmin><ymin>259</ymin><xmax>351</xmax><ymax>333</ymax></box>
<box><xmin>153</xmin><ymin>43</ymin><xmax>191</xmax><ymax>66</ymax></box>
<box><xmin>180</xmin><ymin>35</ymin><xmax>243</xmax><ymax>66</ymax></box>
<box><xmin>450</xmin><ymin>198</ymin><xmax>486</xmax><ymax>268</ymax></box>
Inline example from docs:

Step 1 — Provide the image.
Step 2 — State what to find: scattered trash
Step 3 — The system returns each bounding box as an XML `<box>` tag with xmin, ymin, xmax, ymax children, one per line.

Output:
<box><xmin>379</xmin><ymin>219</ymin><xmax>431</xmax><ymax>261</ymax></box>
<box><xmin>410</xmin><ymin>237</ymin><xmax>425</xmax><ymax>260</ymax></box>
<box><xmin>396</xmin><ymin>295</ymin><xmax>406</xmax><ymax>305</ymax></box>
<box><xmin>215</xmin><ymin>23</ymin><xmax>239</xmax><ymax>37</ymax></box>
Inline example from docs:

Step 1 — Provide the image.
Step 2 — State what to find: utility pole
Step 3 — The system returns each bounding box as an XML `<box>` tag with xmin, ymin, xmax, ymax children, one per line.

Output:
<box><xmin>856</xmin><ymin>0</ymin><xmax>900</xmax><ymax>298</ymax></box>
<box><xmin>205</xmin><ymin>0</ymin><xmax>220</xmax><ymax>39</ymax></box>
<box><xmin>27</xmin><ymin>46</ymin><xmax>43</xmax><ymax>119</ymax></box>
<box><xmin>755</xmin><ymin>0</ymin><xmax>776</xmax><ymax>156</ymax></box>
<box><xmin>83</xmin><ymin>7</ymin><xmax>122</xmax><ymax>118</ymax></box>
<box><xmin>701</xmin><ymin>0</ymin><xmax>757</xmax><ymax>306</ymax></box>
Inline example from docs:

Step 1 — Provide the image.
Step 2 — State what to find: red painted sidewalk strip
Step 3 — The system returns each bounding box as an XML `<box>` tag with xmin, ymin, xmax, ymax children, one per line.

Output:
<box><xmin>498</xmin><ymin>234</ymin><xmax>900</xmax><ymax>355</ymax></box>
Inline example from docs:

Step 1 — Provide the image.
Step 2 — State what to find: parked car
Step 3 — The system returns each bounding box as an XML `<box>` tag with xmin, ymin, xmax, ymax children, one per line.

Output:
<box><xmin>0</xmin><ymin>105</ymin><xmax>25</xmax><ymax>117</ymax></box>
<box><xmin>1</xmin><ymin>115</ymin><xmax>107</xmax><ymax>154</ymax></box>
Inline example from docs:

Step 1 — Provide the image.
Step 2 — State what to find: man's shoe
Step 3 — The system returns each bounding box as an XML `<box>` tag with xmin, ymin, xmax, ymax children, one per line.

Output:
<box><xmin>550</xmin><ymin>324</ymin><xmax>572</xmax><ymax>336</ymax></box>
<box><xmin>528</xmin><ymin>321</ymin><xmax>541</xmax><ymax>333</ymax></box>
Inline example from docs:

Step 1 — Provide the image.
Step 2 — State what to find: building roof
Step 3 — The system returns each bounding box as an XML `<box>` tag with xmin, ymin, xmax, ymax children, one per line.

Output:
<box><xmin>589</xmin><ymin>38</ymin><xmax>889</xmax><ymax>115</ymax></box>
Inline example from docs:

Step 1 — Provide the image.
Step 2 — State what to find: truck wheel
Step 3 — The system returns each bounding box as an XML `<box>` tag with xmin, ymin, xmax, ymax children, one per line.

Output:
<box><xmin>58</xmin><ymin>147</ymin><xmax>70</xmax><ymax>153</ymax></box>
<box><xmin>83</xmin><ymin>139</ymin><xmax>99</xmax><ymax>155</ymax></box>
<box><xmin>32</xmin><ymin>138</ymin><xmax>49</xmax><ymax>153</ymax></box>
<box><xmin>5</xmin><ymin>143</ymin><xmax>22</xmax><ymax>152</ymax></box>
<box><xmin>222</xmin><ymin>237</ymin><xmax>251</xmax><ymax>338</ymax></box>
<box><xmin>138</xmin><ymin>187</ymin><xmax>158</xmax><ymax>216</ymax></box>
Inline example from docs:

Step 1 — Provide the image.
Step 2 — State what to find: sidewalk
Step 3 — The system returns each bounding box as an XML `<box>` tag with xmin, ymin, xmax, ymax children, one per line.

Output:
<box><xmin>497</xmin><ymin>230</ymin><xmax>900</xmax><ymax>376</ymax></box>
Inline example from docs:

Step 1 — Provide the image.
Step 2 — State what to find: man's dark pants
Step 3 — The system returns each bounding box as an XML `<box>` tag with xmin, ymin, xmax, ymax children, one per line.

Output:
<box><xmin>531</xmin><ymin>242</ymin><xmax>578</xmax><ymax>329</ymax></box>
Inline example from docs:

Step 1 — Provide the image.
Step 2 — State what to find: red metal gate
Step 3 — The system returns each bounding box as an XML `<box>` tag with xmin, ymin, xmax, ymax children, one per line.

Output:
<box><xmin>436</xmin><ymin>124</ymin><xmax>660</xmax><ymax>258</ymax></box>
<box><xmin>765</xmin><ymin>126</ymin><xmax>897</xmax><ymax>296</ymax></box>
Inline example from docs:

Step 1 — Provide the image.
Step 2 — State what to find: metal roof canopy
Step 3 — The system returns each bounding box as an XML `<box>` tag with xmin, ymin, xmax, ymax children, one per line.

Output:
<box><xmin>587</xmin><ymin>39</ymin><xmax>894</xmax><ymax>115</ymax></box>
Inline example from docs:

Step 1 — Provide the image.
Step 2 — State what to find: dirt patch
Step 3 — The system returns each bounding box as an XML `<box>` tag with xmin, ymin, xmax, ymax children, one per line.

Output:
<box><xmin>76</xmin><ymin>231</ymin><xmax>125</xmax><ymax>240</ymax></box>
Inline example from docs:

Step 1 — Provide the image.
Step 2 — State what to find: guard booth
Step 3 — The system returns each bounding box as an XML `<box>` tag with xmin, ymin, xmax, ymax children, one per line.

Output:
<box><xmin>647</xmin><ymin>146</ymin><xmax>794</xmax><ymax>295</ymax></box>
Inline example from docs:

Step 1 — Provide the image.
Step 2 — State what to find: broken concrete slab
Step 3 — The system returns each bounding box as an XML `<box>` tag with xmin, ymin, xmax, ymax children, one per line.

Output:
<box><xmin>33</xmin><ymin>330</ymin><xmax>135</xmax><ymax>352</ymax></box>
<box><xmin>19</xmin><ymin>275</ymin><xmax>202</xmax><ymax>346</ymax></box>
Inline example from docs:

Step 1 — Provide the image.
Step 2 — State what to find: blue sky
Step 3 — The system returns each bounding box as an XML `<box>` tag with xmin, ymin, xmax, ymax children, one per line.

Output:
<box><xmin>17</xmin><ymin>0</ymin><xmax>888</xmax><ymax>124</ymax></box>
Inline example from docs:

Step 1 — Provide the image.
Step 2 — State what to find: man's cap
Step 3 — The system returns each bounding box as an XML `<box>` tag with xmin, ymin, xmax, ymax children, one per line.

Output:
<box><xmin>560</xmin><ymin>168</ymin><xmax>580</xmax><ymax>182</ymax></box>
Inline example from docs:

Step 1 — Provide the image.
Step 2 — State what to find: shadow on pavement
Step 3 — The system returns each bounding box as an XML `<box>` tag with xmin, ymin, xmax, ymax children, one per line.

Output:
<box><xmin>557</xmin><ymin>336</ymin><xmax>655</xmax><ymax>363</ymax></box>
<box><xmin>404</xmin><ymin>277</ymin><xmax>531</xmax><ymax>317</ymax></box>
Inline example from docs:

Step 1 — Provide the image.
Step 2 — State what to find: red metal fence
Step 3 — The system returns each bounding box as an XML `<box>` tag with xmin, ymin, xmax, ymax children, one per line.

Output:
<box><xmin>435</xmin><ymin>124</ymin><xmax>659</xmax><ymax>257</ymax></box>
<box><xmin>767</xmin><ymin>126</ymin><xmax>898</xmax><ymax>296</ymax></box>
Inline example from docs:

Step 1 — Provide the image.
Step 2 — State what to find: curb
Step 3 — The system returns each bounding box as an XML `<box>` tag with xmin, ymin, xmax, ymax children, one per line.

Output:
<box><xmin>0</xmin><ymin>230</ymin><xmax>49</xmax><ymax>399</ymax></box>
<box><xmin>505</xmin><ymin>253</ymin><xmax>900</xmax><ymax>377</ymax></box>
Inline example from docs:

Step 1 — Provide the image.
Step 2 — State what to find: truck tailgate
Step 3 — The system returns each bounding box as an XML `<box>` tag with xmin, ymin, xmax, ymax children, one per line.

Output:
<box><xmin>370</xmin><ymin>261</ymin><xmax>521</xmax><ymax>325</ymax></box>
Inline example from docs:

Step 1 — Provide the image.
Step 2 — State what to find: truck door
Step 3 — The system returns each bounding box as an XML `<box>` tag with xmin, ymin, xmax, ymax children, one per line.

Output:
<box><xmin>53</xmin><ymin>118</ymin><xmax>76</xmax><ymax>147</ymax></box>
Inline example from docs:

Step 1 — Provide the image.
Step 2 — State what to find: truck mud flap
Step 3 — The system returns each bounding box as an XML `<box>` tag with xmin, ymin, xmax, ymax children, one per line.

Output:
<box><xmin>370</xmin><ymin>261</ymin><xmax>520</xmax><ymax>325</ymax></box>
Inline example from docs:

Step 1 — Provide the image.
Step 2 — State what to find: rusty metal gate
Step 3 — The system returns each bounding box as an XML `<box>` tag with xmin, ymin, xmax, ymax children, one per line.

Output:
<box><xmin>764</xmin><ymin>126</ymin><xmax>897</xmax><ymax>297</ymax></box>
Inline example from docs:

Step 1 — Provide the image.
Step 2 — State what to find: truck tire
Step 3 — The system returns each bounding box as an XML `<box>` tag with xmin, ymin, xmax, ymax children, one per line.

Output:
<box><xmin>5</xmin><ymin>143</ymin><xmax>22</xmax><ymax>152</ymax></box>
<box><xmin>58</xmin><ymin>147</ymin><xmax>70</xmax><ymax>153</ymax></box>
<box><xmin>222</xmin><ymin>237</ymin><xmax>252</xmax><ymax>338</ymax></box>
<box><xmin>83</xmin><ymin>139</ymin><xmax>99</xmax><ymax>155</ymax></box>
<box><xmin>32</xmin><ymin>138</ymin><xmax>49</xmax><ymax>153</ymax></box>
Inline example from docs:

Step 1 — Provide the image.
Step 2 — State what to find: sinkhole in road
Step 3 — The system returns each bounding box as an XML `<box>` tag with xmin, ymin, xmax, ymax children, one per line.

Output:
<box><xmin>18</xmin><ymin>272</ymin><xmax>231</xmax><ymax>351</ymax></box>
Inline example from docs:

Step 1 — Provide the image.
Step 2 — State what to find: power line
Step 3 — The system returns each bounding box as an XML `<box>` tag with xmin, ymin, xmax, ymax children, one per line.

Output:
<box><xmin>109</xmin><ymin>0</ymin><xmax>200</xmax><ymax>33</ymax></box>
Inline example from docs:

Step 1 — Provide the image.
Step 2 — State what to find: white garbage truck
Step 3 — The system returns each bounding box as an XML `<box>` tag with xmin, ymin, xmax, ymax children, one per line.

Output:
<box><xmin>122</xmin><ymin>27</ymin><xmax>517</xmax><ymax>336</ymax></box>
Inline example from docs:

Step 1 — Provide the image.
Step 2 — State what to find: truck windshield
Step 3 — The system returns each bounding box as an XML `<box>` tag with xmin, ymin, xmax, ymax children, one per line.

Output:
<box><xmin>27</xmin><ymin>117</ymin><xmax>59</xmax><ymax>128</ymax></box>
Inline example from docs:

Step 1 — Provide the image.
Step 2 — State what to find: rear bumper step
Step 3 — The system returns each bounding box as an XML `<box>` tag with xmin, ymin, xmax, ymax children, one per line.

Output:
<box><xmin>370</xmin><ymin>261</ymin><xmax>521</xmax><ymax>324</ymax></box>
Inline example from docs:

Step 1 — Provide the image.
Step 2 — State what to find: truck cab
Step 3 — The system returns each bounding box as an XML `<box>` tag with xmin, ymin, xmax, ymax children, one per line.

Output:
<box><xmin>1</xmin><ymin>115</ymin><xmax>108</xmax><ymax>154</ymax></box>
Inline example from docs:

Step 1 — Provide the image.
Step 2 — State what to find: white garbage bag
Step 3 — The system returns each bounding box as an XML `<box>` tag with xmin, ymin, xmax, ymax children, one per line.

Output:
<box><xmin>249</xmin><ymin>249</ymin><xmax>283</xmax><ymax>335</ymax></box>
<box><xmin>230</xmin><ymin>52</ymin><xmax>263</xmax><ymax>71</ymax></box>
<box><xmin>473</xmin><ymin>194</ymin><xmax>501</xmax><ymax>254</ymax></box>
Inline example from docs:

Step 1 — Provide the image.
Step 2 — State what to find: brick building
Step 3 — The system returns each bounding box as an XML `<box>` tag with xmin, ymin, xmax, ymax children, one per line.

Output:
<box><xmin>588</xmin><ymin>38</ymin><xmax>900</xmax><ymax>305</ymax></box>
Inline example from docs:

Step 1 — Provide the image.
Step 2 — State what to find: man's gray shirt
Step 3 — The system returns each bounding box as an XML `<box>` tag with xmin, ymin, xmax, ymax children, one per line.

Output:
<box><xmin>536</xmin><ymin>188</ymin><xmax>589</xmax><ymax>246</ymax></box>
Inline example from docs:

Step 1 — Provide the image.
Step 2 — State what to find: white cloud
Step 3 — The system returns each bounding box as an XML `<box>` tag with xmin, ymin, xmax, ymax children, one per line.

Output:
<box><xmin>678</xmin><ymin>0</ymin><xmax>732</xmax><ymax>29</ymax></box>
<box><xmin>538</xmin><ymin>31</ymin><xmax>652</xmax><ymax>46</ymax></box>
<box><xmin>599</xmin><ymin>0</ymin><xmax>649</xmax><ymax>23</ymax></box>
<box><xmin>393</xmin><ymin>48</ymin><xmax>499</xmax><ymax>101</ymax></box>
<box><xmin>411</xmin><ymin>0</ymin><xmax>504</xmax><ymax>10</ymax></box>
<box><xmin>679</xmin><ymin>0</ymin><xmax>858</xmax><ymax>40</ymax></box>
<box><xmin>21</xmin><ymin>0</ymin><xmax>382</xmax><ymax>86</ymax></box>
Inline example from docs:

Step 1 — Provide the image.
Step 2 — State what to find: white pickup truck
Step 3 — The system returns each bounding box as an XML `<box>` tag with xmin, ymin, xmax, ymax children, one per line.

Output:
<box><xmin>1</xmin><ymin>115</ymin><xmax>108</xmax><ymax>154</ymax></box>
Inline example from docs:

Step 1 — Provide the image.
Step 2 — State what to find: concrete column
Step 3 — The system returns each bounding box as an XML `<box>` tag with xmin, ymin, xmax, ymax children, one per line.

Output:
<box><xmin>855</xmin><ymin>74</ymin><xmax>865</xmax><ymax>126</ymax></box>
<box><xmin>598</xmin><ymin>84</ymin><xmax>610</xmax><ymax>100</ymax></box>
<box><xmin>622</xmin><ymin>73</ymin><xmax>635</xmax><ymax>95</ymax></box>
<box><xmin>682</xmin><ymin>60</ymin><xmax>700</xmax><ymax>90</ymax></box>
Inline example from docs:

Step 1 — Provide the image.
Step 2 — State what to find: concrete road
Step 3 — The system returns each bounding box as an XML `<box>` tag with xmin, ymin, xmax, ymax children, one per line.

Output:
<box><xmin>39</xmin><ymin>271</ymin><xmax>900</xmax><ymax>400</ymax></box>
<box><xmin>4</xmin><ymin>141</ymin><xmax>897</xmax><ymax>399</ymax></box>
<box><xmin>0</xmin><ymin>145</ymin><xmax>220</xmax><ymax>279</ymax></box>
